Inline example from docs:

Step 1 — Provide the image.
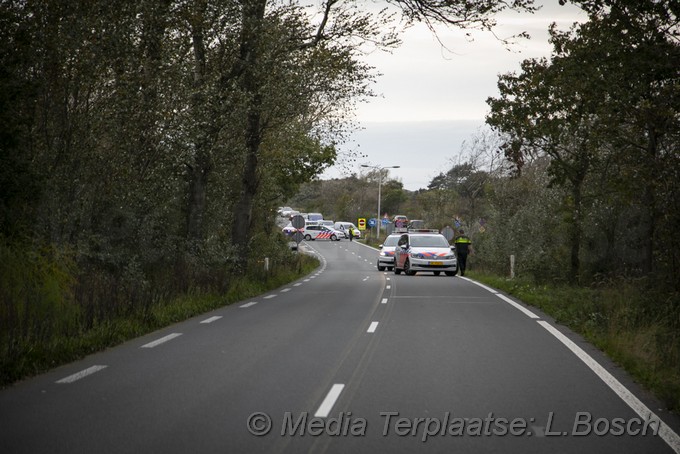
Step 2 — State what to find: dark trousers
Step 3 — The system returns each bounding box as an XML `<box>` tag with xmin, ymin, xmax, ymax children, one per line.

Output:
<box><xmin>457</xmin><ymin>253</ymin><xmax>468</xmax><ymax>275</ymax></box>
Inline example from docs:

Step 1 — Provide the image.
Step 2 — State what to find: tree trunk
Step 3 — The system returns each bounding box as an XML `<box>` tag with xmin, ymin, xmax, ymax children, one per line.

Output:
<box><xmin>186</xmin><ymin>154</ymin><xmax>210</xmax><ymax>246</ymax></box>
<box><xmin>569</xmin><ymin>181</ymin><xmax>583</xmax><ymax>284</ymax></box>
<box><xmin>230</xmin><ymin>0</ymin><xmax>267</xmax><ymax>268</ymax></box>
<box><xmin>185</xmin><ymin>9</ymin><xmax>212</xmax><ymax>247</ymax></box>
<box><xmin>641</xmin><ymin>126</ymin><xmax>658</xmax><ymax>275</ymax></box>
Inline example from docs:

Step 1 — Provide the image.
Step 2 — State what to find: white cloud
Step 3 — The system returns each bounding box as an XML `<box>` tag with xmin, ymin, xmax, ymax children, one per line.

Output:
<box><xmin>322</xmin><ymin>1</ymin><xmax>587</xmax><ymax>190</ymax></box>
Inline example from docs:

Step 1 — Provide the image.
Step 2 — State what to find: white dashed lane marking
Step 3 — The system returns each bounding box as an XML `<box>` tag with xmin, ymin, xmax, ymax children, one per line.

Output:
<box><xmin>315</xmin><ymin>384</ymin><xmax>345</xmax><ymax>418</ymax></box>
<box><xmin>141</xmin><ymin>333</ymin><xmax>182</xmax><ymax>349</ymax></box>
<box><xmin>56</xmin><ymin>365</ymin><xmax>107</xmax><ymax>384</ymax></box>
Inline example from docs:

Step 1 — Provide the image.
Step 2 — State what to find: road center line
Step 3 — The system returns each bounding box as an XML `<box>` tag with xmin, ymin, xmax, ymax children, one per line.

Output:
<box><xmin>263</xmin><ymin>294</ymin><xmax>277</xmax><ymax>299</ymax></box>
<box><xmin>367</xmin><ymin>322</ymin><xmax>379</xmax><ymax>333</ymax></box>
<box><xmin>538</xmin><ymin>321</ymin><xmax>680</xmax><ymax>453</ymax></box>
<box><xmin>281</xmin><ymin>288</ymin><xmax>291</xmax><ymax>292</ymax></box>
<box><xmin>315</xmin><ymin>384</ymin><xmax>345</xmax><ymax>418</ymax></box>
<box><xmin>56</xmin><ymin>365</ymin><xmax>107</xmax><ymax>384</ymax></box>
<box><xmin>240</xmin><ymin>302</ymin><xmax>258</xmax><ymax>308</ymax></box>
<box><xmin>200</xmin><ymin>316</ymin><xmax>222</xmax><ymax>324</ymax></box>
<box><xmin>141</xmin><ymin>333</ymin><xmax>182</xmax><ymax>348</ymax></box>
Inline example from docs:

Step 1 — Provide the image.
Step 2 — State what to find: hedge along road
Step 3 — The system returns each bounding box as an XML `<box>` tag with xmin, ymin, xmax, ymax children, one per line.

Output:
<box><xmin>0</xmin><ymin>238</ymin><xmax>678</xmax><ymax>454</ymax></box>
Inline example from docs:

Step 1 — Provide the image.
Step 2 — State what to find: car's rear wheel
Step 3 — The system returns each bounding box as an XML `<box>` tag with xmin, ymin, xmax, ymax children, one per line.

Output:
<box><xmin>404</xmin><ymin>259</ymin><xmax>416</xmax><ymax>276</ymax></box>
<box><xmin>378</xmin><ymin>264</ymin><xmax>385</xmax><ymax>271</ymax></box>
<box><xmin>433</xmin><ymin>271</ymin><xmax>441</xmax><ymax>276</ymax></box>
<box><xmin>304</xmin><ymin>234</ymin><xmax>312</xmax><ymax>241</ymax></box>
<box><xmin>331</xmin><ymin>234</ymin><xmax>338</xmax><ymax>241</ymax></box>
<box><xmin>445</xmin><ymin>270</ymin><xmax>458</xmax><ymax>276</ymax></box>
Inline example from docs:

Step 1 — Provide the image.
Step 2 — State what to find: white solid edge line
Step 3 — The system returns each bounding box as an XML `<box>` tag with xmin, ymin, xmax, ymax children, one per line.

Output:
<box><xmin>496</xmin><ymin>293</ymin><xmax>540</xmax><ymax>319</ymax></box>
<box><xmin>463</xmin><ymin>277</ymin><xmax>540</xmax><ymax>319</ymax></box>
<box><xmin>538</xmin><ymin>321</ymin><xmax>680</xmax><ymax>453</ymax></box>
<box><xmin>367</xmin><ymin>321</ymin><xmax>379</xmax><ymax>333</ymax></box>
<box><xmin>56</xmin><ymin>365</ymin><xmax>107</xmax><ymax>384</ymax></box>
<box><xmin>200</xmin><ymin>316</ymin><xmax>222</xmax><ymax>324</ymax></box>
<box><xmin>315</xmin><ymin>384</ymin><xmax>346</xmax><ymax>418</ymax></box>
<box><xmin>461</xmin><ymin>277</ymin><xmax>498</xmax><ymax>294</ymax></box>
<box><xmin>141</xmin><ymin>333</ymin><xmax>182</xmax><ymax>348</ymax></box>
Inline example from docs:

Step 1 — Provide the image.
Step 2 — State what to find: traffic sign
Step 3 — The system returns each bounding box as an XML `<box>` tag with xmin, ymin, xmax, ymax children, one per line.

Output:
<box><xmin>291</xmin><ymin>215</ymin><xmax>305</xmax><ymax>229</ymax></box>
<box><xmin>358</xmin><ymin>218</ymin><xmax>366</xmax><ymax>230</ymax></box>
<box><xmin>368</xmin><ymin>218</ymin><xmax>376</xmax><ymax>228</ymax></box>
<box><xmin>442</xmin><ymin>226</ymin><xmax>455</xmax><ymax>241</ymax></box>
<box><xmin>293</xmin><ymin>231</ymin><xmax>304</xmax><ymax>244</ymax></box>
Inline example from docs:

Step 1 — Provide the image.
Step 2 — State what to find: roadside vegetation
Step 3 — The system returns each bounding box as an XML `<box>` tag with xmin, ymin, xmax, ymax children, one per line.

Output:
<box><xmin>0</xmin><ymin>240</ymin><xmax>318</xmax><ymax>386</ymax></box>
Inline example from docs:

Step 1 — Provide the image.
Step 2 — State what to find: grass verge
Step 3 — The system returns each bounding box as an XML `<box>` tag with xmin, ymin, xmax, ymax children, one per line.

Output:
<box><xmin>468</xmin><ymin>270</ymin><xmax>680</xmax><ymax>413</ymax></box>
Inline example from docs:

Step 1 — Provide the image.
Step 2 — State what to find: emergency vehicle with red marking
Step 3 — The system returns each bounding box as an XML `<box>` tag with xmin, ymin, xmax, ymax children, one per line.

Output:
<box><xmin>393</xmin><ymin>229</ymin><xmax>458</xmax><ymax>276</ymax></box>
<box><xmin>303</xmin><ymin>225</ymin><xmax>343</xmax><ymax>241</ymax></box>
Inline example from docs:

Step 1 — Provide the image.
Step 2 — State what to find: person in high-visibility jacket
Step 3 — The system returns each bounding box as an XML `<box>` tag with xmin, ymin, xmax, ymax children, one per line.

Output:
<box><xmin>454</xmin><ymin>230</ymin><xmax>473</xmax><ymax>276</ymax></box>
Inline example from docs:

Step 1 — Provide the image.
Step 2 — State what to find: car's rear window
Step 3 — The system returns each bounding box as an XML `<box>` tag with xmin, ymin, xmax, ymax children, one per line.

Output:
<box><xmin>410</xmin><ymin>235</ymin><xmax>449</xmax><ymax>248</ymax></box>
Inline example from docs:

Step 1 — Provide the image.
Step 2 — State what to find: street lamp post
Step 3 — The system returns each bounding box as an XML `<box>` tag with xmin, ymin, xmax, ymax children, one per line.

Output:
<box><xmin>361</xmin><ymin>164</ymin><xmax>400</xmax><ymax>237</ymax></box>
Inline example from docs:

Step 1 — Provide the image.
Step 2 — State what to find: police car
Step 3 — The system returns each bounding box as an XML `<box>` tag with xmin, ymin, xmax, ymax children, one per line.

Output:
<box><xmin>303</xmin><ymin>225</ymin><xmax>343</xmax><ymax>241</ymax></box>
<box><xmin>377</xmin><ymin>234</ymin><xmax>401</xmax><ymax>271</ymax></box>
<box><xmin>393</xmin><ymin>230</ymin><xmax>458</xmax><ymax>276</ymax></box>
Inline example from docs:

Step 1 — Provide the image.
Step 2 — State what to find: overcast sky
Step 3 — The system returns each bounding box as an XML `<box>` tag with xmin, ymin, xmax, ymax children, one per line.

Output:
<box><xmin>321</xmin><ymin>1</ymin><xmax>587</xmax><ymax>191</ymax></box>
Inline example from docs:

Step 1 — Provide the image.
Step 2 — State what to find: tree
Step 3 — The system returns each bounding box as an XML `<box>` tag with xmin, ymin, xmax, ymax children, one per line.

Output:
<box><xmin>486</xmin><ymin>49</ymin><xmax>601</xmax><ymax>282</ymax></box>
<box><xmin>487</xmin><ymin>0</ymin><xmax>680</xmax><ymax>282</ymax></box>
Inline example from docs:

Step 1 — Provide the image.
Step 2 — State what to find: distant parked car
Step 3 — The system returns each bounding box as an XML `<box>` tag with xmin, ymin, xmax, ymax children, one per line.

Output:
<box><xmin>278</xmin><ymin>206</ymin><xmax>294</xmax><ymax>217</ymax></box>
<box><xmin>393</xmin><ymin>215</ymin><xmax>409</xmax><ymax>232</ymax></box>
<box><xmin>334</xmin><ymin>222</ymin><xmax>361</xmax><ymax>239</ymax></box>
<box><xmin>303</xmin><ymin>225</ymin><xmax>343</xmax><ymax>241</ymax></box>
<box><xmin>377</xmin><ymin>234</ymin><xmax>401</xmax><ymax>271</ymax></box>
<box><xmin>306</xmin><ymin>212</ymin><xmax>323</xmax><ymax>221</ymax></box>
<box><xmin>282</xmin><ymin>223</ymin><xmax>298</xmax><ymax>235</ymax></box>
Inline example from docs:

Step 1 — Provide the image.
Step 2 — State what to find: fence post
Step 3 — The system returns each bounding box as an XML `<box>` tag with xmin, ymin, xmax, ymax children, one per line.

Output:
<box><xmin>264</xmin><ymin>257</ymin><xmax>269</xmax><ymax>272</ymax></box>
<box><xmin>510</xmin><ymin>255</ymin><xmax>515</xmax><ymax>279</ymax></box>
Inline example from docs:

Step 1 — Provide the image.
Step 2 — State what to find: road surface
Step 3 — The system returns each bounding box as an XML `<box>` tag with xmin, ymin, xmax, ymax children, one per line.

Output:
<box><xmin>1</xmin><ymin>239</ymin><xmax>679</xmax><ymax>453</ymax></box>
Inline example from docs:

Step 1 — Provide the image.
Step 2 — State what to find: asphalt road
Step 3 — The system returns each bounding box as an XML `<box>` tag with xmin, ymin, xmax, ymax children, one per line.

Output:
<box><xmin>1</xmin><ymin>239</ymin><xmax>679</xmax><ymax>453</ymax></box>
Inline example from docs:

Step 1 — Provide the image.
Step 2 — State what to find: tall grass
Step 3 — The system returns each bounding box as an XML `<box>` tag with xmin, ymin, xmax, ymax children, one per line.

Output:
<box><xmin>470</xmin><ymin>271</ymin><xmax>680</xmax><ymax>412</ymax></box>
